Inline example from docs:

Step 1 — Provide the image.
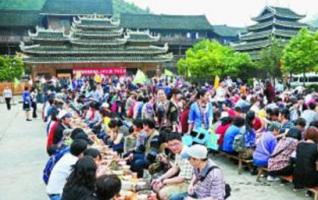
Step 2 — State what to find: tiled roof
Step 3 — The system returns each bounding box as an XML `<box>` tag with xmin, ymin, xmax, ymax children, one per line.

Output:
<box><xmin>21</xmin><ymin>15</ymin><xmax>172</xmax><ymax>65</ymax></box>
<box><xmin>212</xmin><ymin>25</ymin><xmax>246</xmax><ymax>37</ymax></box>
<box><xmin>240</xmin><ymin>29</ymin><xmax>299</xmax><ymax>41</ymax></box>
<box><xmin>0</xmin><ymin>10</ymin><xmax>39</xmax><ymax>27</ymax></box>
<box><xmin>41</xmin><ymin>0</ymin><xmax>113</xmax><ymax>16</ymax></box>
<box><xmin>252</xmin><ymin>6</ymin><xmax>305</xmax><ymax>21</ymax></box>
<box><xmin>248</xmin><ymin>19</ymin><xmax>306</xmax><ymax>31</ymax></box>
<box><xmin>120</xmin><ymin>13</ymin><xmax>212</xmax><ymax>31</ymax></box>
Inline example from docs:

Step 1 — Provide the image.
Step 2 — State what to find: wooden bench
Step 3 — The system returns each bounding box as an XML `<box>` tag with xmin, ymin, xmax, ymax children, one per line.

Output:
<box><xmin>219</xmin><ymin>151</ymin><xmax>253</xmax><ymax>174</ymax></box>
<box><xmin>256</xmin><ymin>167</ymin><xmax>268</xmax><ymax>182</ymax></box>
<box><xmin>269</xmin><ymin>175</ymin><xmax>318</xmax><ymax>200</ymax></box>
<box><xmin>308</xmin><ymin>186</ymin><xmax>318</xmax><ymax>200</ymax></box>
<box><xmin>280</xmin><ymin>175</ymin><xmax>293</xmax><ymax>183</ymax></box>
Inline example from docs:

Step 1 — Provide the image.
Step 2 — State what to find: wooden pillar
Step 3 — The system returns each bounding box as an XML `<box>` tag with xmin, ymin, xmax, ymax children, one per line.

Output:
<box><xmin>31</xmin><ymin>65</ymin><xmax>36</xmax><ymax>81</ymax></box>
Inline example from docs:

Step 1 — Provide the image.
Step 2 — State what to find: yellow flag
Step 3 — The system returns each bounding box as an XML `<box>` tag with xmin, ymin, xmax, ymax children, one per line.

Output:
<box><xmin>133</xmin><ymin>70</ymin><xmax>147</xmax><ymax>84</ymax></box>
<box><xmin>214</xmin><ymin>75</ymin><xmax>220</xmax><ymax>89</ymax></box>
<box><xmin>164</xmin><ymin>69</ymin><xmax>174</xmax><ymax>77</ymax></box>
<box><xmin>14</xmin><ymin>77</ymin><xmax>20</xmax><ymax>88</ymax></box>
<box><xmin>94</xmin><ymin>74</ymin><xmax>102</xmax><ymax>83</ymax></box>
<box><xmin>187</xmin><ymin>67</ymin><xmax>192</xmax><ymax>77</ymax></box>
<box><xmin>75</xmin><ymin>71</ymin><xmax>81</xmax><ymax>79</ymax></box>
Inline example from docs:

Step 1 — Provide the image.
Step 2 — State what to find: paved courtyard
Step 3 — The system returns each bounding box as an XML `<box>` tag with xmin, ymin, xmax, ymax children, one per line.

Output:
<box><xmin>0</xmin><ymin>102</ymin><xmax>311</xmax><ymax>200</ymax></box>
<box><xmin>0</xmin><ymin>102</ymin><xmax>47</xmax><ymax>200</ymax></box>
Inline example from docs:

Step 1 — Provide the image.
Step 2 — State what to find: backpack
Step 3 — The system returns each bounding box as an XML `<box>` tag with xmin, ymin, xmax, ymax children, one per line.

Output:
<box><xmin>232</xmin><ymin>127</ymin><xmax>246</xmax><ymax>153</ymax></box>
<box><xmin>42</xmin><ymin>146</ymin><xmax>70</xmax><ymax>184</ymax></box>
<box><xmin>199</xmin><ymin>166</ymin><xmax>231</xmax><ymax>199</ymax></box>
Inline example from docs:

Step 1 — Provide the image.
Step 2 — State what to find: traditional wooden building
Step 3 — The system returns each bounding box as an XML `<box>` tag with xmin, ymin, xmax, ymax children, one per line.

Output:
<box><xmin>212</xmin><ymin>25</ymin><xmax>246</xmax><ymax>44</ymax></box>
<box><xmin>120</xmin><ymin>13</ymin><xmax>213</xmax><ymax>67</ymax></box>
<box><xmin>233</xmin><ymin>6</ymin><xmax>308</xmax><ymax>59</ymax></box>
<box><xmin>0</xmin><ymin>10</ymin><xmax>39</xmax><ymax>55</ymax></box>
<box><xmin>40</xmin><ymin>0</ymin><xmax>113</xmax><ymax>32</ymax></box>
<box><xmin>20</xmin><ymin>16</ymin><xmax>172</xmax><ymax>79</ymax></box>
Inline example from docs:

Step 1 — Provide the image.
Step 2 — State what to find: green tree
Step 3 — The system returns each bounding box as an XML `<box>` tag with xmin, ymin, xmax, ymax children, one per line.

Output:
<box><xmin>0</xmin><ymin>55</ymin><xmax>24</xmax><ymax>81</ymax></box>
<box><xmin>257</xmin><ymin>37</ymin><xmax>284</xmax><ymax>80</ymax></box>
<box><xmin>282</xmin><ymin>28</ymin><xmax>318</xmax><ymax>79</ymax></box>
<box><xmin>177</xmin><ymin>40</ymin><xmax>253</xmax><ymax>79</ymax></box>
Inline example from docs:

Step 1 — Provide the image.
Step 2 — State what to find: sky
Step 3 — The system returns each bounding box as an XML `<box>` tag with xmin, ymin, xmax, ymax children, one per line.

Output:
<box><xmin>125</xmin><ymin>0</ymin><xmax>317</xmax><ymax>27</ymax></box>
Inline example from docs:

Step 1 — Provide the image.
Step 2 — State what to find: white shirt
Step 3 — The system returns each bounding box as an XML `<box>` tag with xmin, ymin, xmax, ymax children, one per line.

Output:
<box><xmin>216</xmin><ymin>87</ymin><xmax>226</xmax><ymax>102</ymax></box>
<box><xmin>3</xmin><ymin>89</ymin><xmax>12</xmax><ymax>98</ymax></box>
<box><xmin>46</xmin><ymin>153</ymin><xmax>78</xmax><ymax>195</ymax></box>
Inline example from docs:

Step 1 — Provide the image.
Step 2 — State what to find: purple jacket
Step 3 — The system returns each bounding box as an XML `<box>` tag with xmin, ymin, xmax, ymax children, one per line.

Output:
<box><xmin>253</xmin><ymin>131</ymin><xmax>277</xmax><ymax>163</ymax></box>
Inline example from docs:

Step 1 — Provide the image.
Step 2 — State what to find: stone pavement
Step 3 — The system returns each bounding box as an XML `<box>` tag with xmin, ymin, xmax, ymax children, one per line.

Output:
<box><xmin>213</xmin><ymin>155</ymin><xmax>309</xmax><ymax>200</ymax></box>
<box><xmin>0</xmin><ymin>101</ymin><xmax>311</xmax><ymax>200</ymax></box>
<box><xmin>0</xmin><ymin>102</ymin><xmax>47</xmax><ymax>200</ymax></box>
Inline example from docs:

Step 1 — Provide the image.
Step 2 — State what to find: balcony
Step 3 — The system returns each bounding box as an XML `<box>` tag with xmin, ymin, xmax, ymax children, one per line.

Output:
<box><xmin>158</xmin><ymin>36</ymin><xmax>203</xmax><ymax>46</ymax></box>
<box><xmin>0</xmin><ymin>35</ymin><xmax>31</xmax><ymax>44</ymax></box>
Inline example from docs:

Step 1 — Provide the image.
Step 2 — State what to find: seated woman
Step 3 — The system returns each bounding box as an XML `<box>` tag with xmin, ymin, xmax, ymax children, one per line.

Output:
<box><xmin>170</xmin><ymin>145</ymin><xmax>226</xmax><ymax>200</ymax></box>
<box><xmin>293</xmin><ymin>127</ymin><xmax>318</xmax><ymax>189</ymax></box>
<box><xmin>252</xmin><ymin>122</ymin><xmax>280</xmax><ymax>168</ymax></box>
<box><xmin>62</xmin><ymin>156</ymin><xmax>97</xmax><ymax>200</ymax></box>
<box><xmin>107</xmin><ymin>119</ymin><xmax>124</xmax><ymax>155</ymax></box>
<box><xmin>215</xmin><ymin>112</ymin><xmax>232</xmax><ymax>150</ymax></box>
<box><xmin>84</xmin><ymin>148</ymin><xmax>105</xmax><ymax>177</ymax></box>
<box><xmin>222</xmin><ymin>117</ymin><xmax>245</xmax><ymax>154</ymax></box>
<box><xmin>123</xmin><ymin>119</ymin><xmax>143</xmax><ymax>155</ymax></box>
<box><xmin>267</xmin><ymin>128</ymin><xmax>302</xmax><ymax>180</ymax></box>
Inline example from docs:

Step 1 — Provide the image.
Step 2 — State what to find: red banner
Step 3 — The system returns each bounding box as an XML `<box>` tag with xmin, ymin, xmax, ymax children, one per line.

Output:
<box><xmin>73</xmin><ymin>67</ymin><xmax>126</xmax><ymax>75</ymax></box>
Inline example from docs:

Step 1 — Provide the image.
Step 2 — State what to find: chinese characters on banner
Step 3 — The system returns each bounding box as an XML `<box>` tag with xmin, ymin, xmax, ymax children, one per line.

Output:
<box><xmin>73</xmin><ymin>67</ymin><xmax>126</xmax><ymax>76</ymax></box>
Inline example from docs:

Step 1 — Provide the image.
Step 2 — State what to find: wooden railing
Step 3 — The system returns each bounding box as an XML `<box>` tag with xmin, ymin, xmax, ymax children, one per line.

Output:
<box><xmin>0</xmin><ymin>82</ymin><xmax>30</xmax><ymax>95</ymax></box>
<box><xmin>0</xmin><ymin>36</ymin><xmax>31</xmax><ymax>43</ymax></box>
<box><xmin>158</xmin><ymin>36</ymin><xmax>203</xmax><ymax>45</ymax></box>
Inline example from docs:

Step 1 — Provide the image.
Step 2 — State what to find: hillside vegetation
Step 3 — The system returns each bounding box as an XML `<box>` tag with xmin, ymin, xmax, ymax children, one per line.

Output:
<box><xmin>0</xmin><ymin>0</ymin><xmax>150</xmax><ymax>16</ymax></box>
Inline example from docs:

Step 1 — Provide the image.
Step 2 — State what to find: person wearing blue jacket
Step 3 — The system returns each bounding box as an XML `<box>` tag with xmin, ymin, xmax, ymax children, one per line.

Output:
<box><xmin>22</xmin><ymin>86</ymin><xmax>32</xmax><ymax>121</ymax></box>
<box><xmin>222</xmin><ymin>117</ymin><xmax>245</xmax><ymax>153</ymax></box>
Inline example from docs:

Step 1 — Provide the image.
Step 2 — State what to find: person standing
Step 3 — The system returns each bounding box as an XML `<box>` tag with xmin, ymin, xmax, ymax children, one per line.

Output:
<box><xmin>154</xmin><ymin>89</ymin><xmax>178</xmax><ymax>132</ymax></box>
<box><xmin>30</xmin><ymin>87</ymin><xmax>38</xmax><ymax>118</ymax></box>
<box><xmin>3</xmin><ymin>86</ymin><xmax>12</xmax><ymax>110</ymax></box>
<box><xmin>22</xmin><ymin>86</ymin><xmax>32</xmax><ymax>121</ymax></box>
<box><xmin>188</xmin><ymin>89</ymin><xmax>213</xmax><ymax>133</ymax></box>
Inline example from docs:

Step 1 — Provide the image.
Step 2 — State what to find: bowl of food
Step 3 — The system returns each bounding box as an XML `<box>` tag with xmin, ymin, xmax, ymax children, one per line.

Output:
<box><xmin>136</xmin><ymin>181</ymin><xmax>147</xmax><ymax>190</ymax></box>
<box><xmin>112</xmin><ymin>170</ymin><xmax>124</xmax><ymax>176</ymax></box>
<box><xmin>118</xmin><ymin>160</ymin><xmax>127</xmax><ymax>166</ymax></box>
<box><xmin>137</xmin><ymin>194</ymin><xmax>148</xmax><ymax>200</ymax></box>
<box><xmin>121</xmin><ymin>181</ymin><xmax>134</xmax><ymax>191</ymax></box>
<box><xmin>122</xmin><ymin>165</ymin><xmax>130</xmax><ymax>171</ymax></box>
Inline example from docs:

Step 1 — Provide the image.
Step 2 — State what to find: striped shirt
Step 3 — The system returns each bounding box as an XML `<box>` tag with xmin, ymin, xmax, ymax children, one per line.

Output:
<box><xmin>174</xmin><ymin>146</ymin><xmax>193</xmax><ymax>180</ymax></box>
<box><xmin>193</xmin><ymin>159</ymin><xmax>225</xmax><ymax>200</ymax></box>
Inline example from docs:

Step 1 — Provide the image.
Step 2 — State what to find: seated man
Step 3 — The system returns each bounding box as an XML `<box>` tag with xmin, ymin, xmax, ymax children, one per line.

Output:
<box><xmin>151</xmin><ymin>132</ymin><xmax>192</xmax><ymax>200</ymax></box>
<box><xmin>130</xmin><ymin>119</ymin><xmax>163</xmax><ymax>177</ymax></box>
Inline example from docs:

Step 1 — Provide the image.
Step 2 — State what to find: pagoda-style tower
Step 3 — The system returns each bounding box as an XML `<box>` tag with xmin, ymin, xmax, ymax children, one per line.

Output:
<box><xmin>20</xmin><ymin>15</ymin><xmax>172</xmax><ymax>78</ymax></box>
<box><xmin>233</xmin><ymin>6</ymin><xmax>307</xmax><ymax>59</ymax></box>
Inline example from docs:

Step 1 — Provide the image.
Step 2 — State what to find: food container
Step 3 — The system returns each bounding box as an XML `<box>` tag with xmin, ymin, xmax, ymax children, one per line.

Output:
<box><xmin>122</xmin><ymin>165</ymin><xmax>130</xmax><ymax>171</ymax></box>
<box><xmin>118</xmin><ymin>160</ymin><xmax>127</xmax><ymax>166</ymax></box>
<box><xmin>121</xmin><ymin>181</ymin><xmax>134</xmax><ymax>191</ymax></box>
<box><xmin>137</xmin><ymin>194</ymin><xmax>147</xmax><ymax>200</ymax></box>
<box><xmin>136</xmin><ymin>181</ymin><xmax>147</xmax><ymax>190</ymax></box>
<box><xmin>112</xmin><ymin>170</ymin><xmax>124</xmax><ymax>176</ymax></box>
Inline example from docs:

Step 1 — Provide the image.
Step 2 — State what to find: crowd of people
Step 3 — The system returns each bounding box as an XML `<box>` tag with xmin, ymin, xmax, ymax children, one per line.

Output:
<box><xmin>15</xmin><ymin>72</ymin><xmax>318</xmax><ymax>200</ymax></box>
